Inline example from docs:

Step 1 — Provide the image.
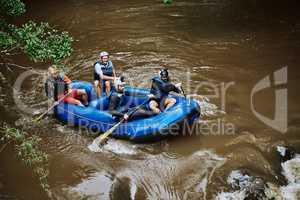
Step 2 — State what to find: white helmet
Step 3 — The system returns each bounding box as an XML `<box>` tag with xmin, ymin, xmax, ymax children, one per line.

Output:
<box><xmin>99</xmin><ymin>51</ymin><xmax>109</xmax><ymax>58</ymax></box>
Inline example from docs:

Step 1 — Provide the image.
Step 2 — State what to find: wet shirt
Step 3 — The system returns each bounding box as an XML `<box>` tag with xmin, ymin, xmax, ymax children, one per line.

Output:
<box><xmin>108</xmin><ymin>92</ymin><xmax>128</xmax><ymax>118</ymax></box>
<box><xmin>52</xmin><ymin>73</ymin><xmax>82</xmax><ymax>106</ymax></box>
<box><xmin>150</xmin><ymin>76</ymin><xmax>180</xmax><ymax>100</ymax></box>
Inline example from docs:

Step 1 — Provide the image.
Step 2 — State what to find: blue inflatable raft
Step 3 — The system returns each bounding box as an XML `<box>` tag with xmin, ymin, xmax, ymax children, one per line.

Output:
<box><xmin>54</xmin><ymin>81</ymin><xmax>201</xmax><ymax>142</ymax></box>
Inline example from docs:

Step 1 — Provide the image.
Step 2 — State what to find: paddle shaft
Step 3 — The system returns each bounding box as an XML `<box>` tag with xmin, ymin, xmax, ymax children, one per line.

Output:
<box><xmin>33</xmin><ymin>90</ymin><xmax>72</xmax><ymax>122</ymax></box>
<box><xmin>93</xmin><ymin>99</ymin><xmax>149</xmax><ymax>146</ymax></box>
<box><xmin>94</xmin><ymin>118</ymin><xmax>125</xmax><ymax>145</ymax></box>
<box><xmin>180</xmin><ymin>86</ymin><xmax>186</xmax><ymax>98</ymax></box>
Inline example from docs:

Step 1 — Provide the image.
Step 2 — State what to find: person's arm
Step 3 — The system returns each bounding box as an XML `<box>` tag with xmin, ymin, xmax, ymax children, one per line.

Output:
<box><xmin>64</xmin><ymin>96</ymin><xmax>84</xmax><ymax>106</ymax></box>
<box><xmin>109</xmin><ymin>110</ymin><xmax>130</xmax><ymax>120</ymax></box>
<box><xmin>112</xmin><ymin>62</ymin><xmax>116</xmax><ymax>79</ymax></box>
<box><xmin>101</xmin><ymin>74</ymin><xmax>115</xmax><ymax>81</ymax></box>
<box><xmin>109</xmin><ymin>110</ymin><xmax>124</xmax><ymax>117</ymax></box>
<box><xmin>95</xmin><ymin>63</ymin><xmax>114</xmax><ymax>81</ymax></box>
<box><xmin>113</xmin><ymin>69</ymin><xmax>116</xmax><ymax>79</ymax></box>
<box><xmin>63</xmin><ymin>75</ymin><xmax>72</xmax><ymax>84</ymax></box>
<box><xmin>172</xmin><ymin>83</ymin><xmax>181</xmax><ymax>93</ymax></box>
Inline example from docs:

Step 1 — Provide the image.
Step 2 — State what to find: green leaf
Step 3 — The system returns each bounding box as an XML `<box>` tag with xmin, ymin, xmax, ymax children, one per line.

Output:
<box><xmin>0</xmin><ymin>0</ymin><xmax>26</xmax><ymax>16</ymax></box>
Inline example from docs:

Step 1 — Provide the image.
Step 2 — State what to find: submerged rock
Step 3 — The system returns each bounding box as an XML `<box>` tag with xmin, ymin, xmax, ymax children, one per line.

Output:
<box><xmin>216</xmin><ymin>146</ymin><xmax>300</xmax><ymax>200</ymax></box>
<box><xmin>277</xmin><ymin>146</ymin><xmax>296</xmax><ymax>163</ymax></box>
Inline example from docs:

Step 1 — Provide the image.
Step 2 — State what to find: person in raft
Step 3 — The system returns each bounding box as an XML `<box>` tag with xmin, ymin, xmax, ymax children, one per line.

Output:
<box><xmin>108</xmin><ymin>76</ymin><xmax>156</xmax><ymax>121</ymax></box>
<box><xmin>148</xmin><ymin>68</ymin><xmax>182</xmax><ymax>113</ymax></box>
<box><xmin>94</xmin><ymin>51</ymin><xmax>116</xmax><ymax>97</ymax></box>
<box><xmin>48</xmin><ymin>66</ymin><xmax>88</xmax><ymax>107</ymax></box>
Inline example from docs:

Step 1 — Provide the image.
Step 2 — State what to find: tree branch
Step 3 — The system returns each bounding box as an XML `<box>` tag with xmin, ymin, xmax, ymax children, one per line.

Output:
<box><xmin>0</xmin><ymin>142</ymin><xmax>9</xmax><ymax>153</ymax></box>
<box><xmin>0</xmin><ymin>62</ymin><xmax>33</xmax><ymax>70</ymax></box>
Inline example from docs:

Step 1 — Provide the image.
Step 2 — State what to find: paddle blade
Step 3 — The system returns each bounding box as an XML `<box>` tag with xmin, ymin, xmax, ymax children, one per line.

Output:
<box><xmin>87</xmin><ymin>119</ymin><xmax>124</xmax><ymax>152</ymax></box>
<box><xmin>88</xmin><ymin>141</ymin><xmax>102</xmax><ymax>152</ymax></box>
<box><xmin>32</xmin><ymin>115</ymin><xmax>44</xmax><ymax>123</ymax></box>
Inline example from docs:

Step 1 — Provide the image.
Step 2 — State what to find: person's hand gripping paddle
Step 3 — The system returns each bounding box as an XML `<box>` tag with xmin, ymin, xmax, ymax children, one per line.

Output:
<box><xmin>88</xmin><ymin>99</ymin><xmax>149</xmax><ymax>152</ymax></box>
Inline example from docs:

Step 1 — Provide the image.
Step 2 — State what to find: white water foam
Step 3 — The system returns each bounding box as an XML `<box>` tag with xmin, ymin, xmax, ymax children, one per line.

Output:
<box><xmin>215</xmin><ymin>190</ymin><xmax>246</xmax><ymax>200</ymax></box>
<box><xmin>280</xmin><ymin>183</ymin><xmax>300</xmax><ymax>200</ymax></box>
<box><xmin>282</xmin><ymin>158</ymin><xmax>300</xmax><ymax>184</ymax></box>
<box><xmin>102</xmin><ymin>139</ymin><xmax>138</xmax><ymax>155</ymax></box>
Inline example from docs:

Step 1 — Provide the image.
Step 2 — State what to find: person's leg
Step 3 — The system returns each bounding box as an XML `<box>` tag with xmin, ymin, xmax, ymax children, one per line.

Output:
<box><xmin>164</xmin><ymin>97</ymin><xmax>176</xmax><ymax>111</ymax></box>
<box><xmin>64</xmin><ymin>90</ymin><xmax>84</xmax><ymax>106</ymax></box>
<box><xmin>105</xmin><ymin>80</ymin><xmax>111</xmax><ymax>96</ymax></box>
<box><xmin>77</xmin><ymin>89</ymin><xmax>88</xmax><ymax>106</ymax></box>
<box><xmin>149</xmin><ymin>100</ymin><xmax>160</xmax><ymax>114</ymax></box>
<box><xmin>94</xmin><ymin>80</ymin><xmax>101</xmax><ymax>97</ymax></box>
<box><xmin>129</xmin><ymin>108</ymin><xmax>156</xmax><ymax>121</ymax></box>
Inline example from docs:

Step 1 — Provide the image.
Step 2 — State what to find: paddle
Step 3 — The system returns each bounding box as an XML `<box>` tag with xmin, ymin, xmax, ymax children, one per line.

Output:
<box><xmin>180</xmin><ymin>86</ymin><xmax>186</xmax><ymax>98</ymax></box>
<box><xmin>32</xmin><ymin>90</ymin><xmax>72</xmax><ymax>123</ymax></box>
<box><xmin>88</xmin><ymin>98</ymin><xmax>149</xmax><ymax>152</ymax></box>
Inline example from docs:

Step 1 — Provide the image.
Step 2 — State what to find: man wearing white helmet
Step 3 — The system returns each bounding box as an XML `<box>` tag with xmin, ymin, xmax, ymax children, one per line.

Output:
<box><xmin>94</xmin><ymin>51</ymin><xmax>116</xmax><ymax>97</ymax></box>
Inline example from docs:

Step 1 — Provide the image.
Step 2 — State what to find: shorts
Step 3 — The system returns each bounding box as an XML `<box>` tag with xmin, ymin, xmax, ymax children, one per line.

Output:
<box><xmin>94</xmin><ymin>79</ymin><xmax>115</xmax><ymax>95</ymax></box>
<box><xmin>151</xmin><ymin>96</ymin><xmax>168</xmax><ymax>111</ymax></box>
<box><xmin>94</xmin><ymin>71</ymin><xmax>100</xmax><ymax>81</ymax></box>
<box><xmin>63</xmin><ymin>89</ymin><xmax>81</xmax><ymax>104</ymax></box>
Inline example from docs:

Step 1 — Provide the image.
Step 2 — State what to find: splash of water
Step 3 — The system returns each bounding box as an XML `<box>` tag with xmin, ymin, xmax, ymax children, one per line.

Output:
<box><xmin>282</xmin><ymin>158</ymin><xmax>300</xmax><ymax>184</ymax></box>
<box><xmin>215</xmin><ymin>190</ymin><xmax>246</xmax><ymax>200</ymax></box>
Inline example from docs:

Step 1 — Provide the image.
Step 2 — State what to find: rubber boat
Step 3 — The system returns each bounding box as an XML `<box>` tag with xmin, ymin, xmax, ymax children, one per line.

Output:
<box><xmin>54</xmin><ymin>81</ymin><xmax>201</xmax><ymax>142</ymax></box>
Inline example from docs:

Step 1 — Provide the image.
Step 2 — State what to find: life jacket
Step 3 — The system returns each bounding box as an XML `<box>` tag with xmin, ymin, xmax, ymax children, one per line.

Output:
<box><xmin>94</xmin><ymin>60</ymin><xmax>113</xmax><ymax>76</ymax></box>
<box><xmin>45</xmin><ymin>78</ymin><xmax>55</xmax><ymax>99</ymax></box>
<box><xmin>150</xmin><ymin>76</ymin><xmax>170</xmax><ymax>99</ymax></box>
<box><xmin>44</xmin><ymin>75</ymin><xmax>69</xmax><ymax>101</ymax></box>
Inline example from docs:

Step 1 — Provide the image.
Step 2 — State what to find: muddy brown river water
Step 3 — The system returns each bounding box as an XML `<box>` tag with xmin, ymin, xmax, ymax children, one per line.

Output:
<box><xmin>1</xmin><ymin>0</ymin><xmax>300</xmax><ymax>199</ymax></box>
